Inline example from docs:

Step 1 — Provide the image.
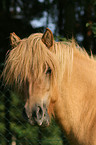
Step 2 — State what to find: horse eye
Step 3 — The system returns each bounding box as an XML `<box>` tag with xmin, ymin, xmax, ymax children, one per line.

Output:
<box><xmin>46</xmin><ymin>68</ymin><xmax>51</xmax><ymax>74</ymax></box>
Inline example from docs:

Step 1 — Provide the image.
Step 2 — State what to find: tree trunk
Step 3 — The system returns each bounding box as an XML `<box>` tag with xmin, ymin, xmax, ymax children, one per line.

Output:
<box><xmin>83</xmin><ymin>1</ymin><xmax>93</xmax><ymax>52</ymax></box>
<box><xmin>57</xmin><ymin>0</ymin><xmax>64</xmax><ymax>35</ymax></box>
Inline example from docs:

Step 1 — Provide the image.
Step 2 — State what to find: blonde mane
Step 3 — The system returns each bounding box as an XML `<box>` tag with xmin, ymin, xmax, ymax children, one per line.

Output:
<box><xmin>2</xmin><ymin>32</ymin><xmax>90</xmax><ymax>89</ymax></box>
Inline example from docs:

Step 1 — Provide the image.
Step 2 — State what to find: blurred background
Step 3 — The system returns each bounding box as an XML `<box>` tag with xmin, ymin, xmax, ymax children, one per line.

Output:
<box><xmin>0</xmin><ymin>0</ymin><xmax>96</xmax><ymax>145</ymax></box>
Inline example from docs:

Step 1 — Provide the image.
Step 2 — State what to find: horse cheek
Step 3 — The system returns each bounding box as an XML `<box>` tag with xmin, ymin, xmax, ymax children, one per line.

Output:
<box><xmin>51</xmin><ymin>87</ymin><xmax>59</xmax><ymax>103</ymax></box>
<box><xmin>47</xmin><ymin>102</ymin><xmax>55</xmax><ymax>117</ymax></box>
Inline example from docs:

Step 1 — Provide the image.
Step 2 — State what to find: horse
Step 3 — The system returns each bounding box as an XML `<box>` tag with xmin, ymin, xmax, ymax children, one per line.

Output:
<box><xmin>2</xmin><ymin>28</ymin><xmax>96</xmax><ymax>145</ymax></box>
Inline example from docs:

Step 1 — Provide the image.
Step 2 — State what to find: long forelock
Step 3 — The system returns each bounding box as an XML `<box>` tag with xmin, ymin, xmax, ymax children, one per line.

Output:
<box><xmin>2</xmin><ymin>33</ymin><xmax>60</xmax><ymax>88</ymax></box>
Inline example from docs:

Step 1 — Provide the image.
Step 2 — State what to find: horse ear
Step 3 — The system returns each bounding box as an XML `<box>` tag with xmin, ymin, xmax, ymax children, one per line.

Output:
<box><xmin>10</xmin><ymin>32</ymin><xmax>21</xmax><ymax>47</ymax></box>
<box><xmin>42</xmin><ymin>28</ymin><xmax>54</xmax><ymax>48</ymax></box>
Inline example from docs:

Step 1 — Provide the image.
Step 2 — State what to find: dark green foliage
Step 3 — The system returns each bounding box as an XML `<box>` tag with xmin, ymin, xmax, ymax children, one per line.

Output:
<box><xmin>92</xmin><ymin>23</ymin><xmax>96</xmax><ymax>37</ymax></box>
<box><xmin>86</xmin><ymin>23</ymin><xmax>96</xmax><ymax>37</ymax></box>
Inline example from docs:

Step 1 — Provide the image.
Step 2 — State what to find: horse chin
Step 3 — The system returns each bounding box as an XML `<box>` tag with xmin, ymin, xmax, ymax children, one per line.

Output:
<box><xmin>29</xmin><ymin>117</ymin><xmax>50</xmax><ymax>127</ymax></box>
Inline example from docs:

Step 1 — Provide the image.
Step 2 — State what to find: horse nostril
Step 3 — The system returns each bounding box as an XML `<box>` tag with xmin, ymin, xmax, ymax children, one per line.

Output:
<box><xmin>32</xmin><ymin>106</ymin><xmax>43</xmax><ymax>121</ymax></box>
<box><xmin>37</xmin><ymin>106</ymin><xmax>43</xmax><ymax>119</ymax></box>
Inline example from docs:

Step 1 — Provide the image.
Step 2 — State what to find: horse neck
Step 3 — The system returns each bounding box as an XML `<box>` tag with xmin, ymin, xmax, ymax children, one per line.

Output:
<box><xmin>54</xmin><ymin>50</ymin><xmax>96</xmax><ymax>145</ymax></box>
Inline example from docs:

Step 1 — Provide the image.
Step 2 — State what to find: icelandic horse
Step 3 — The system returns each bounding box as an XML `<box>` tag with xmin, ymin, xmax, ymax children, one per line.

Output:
<box><xmin>2</xmin><ymin>28</ymin><xmax>96</xmax><ymax>145</ymax></box>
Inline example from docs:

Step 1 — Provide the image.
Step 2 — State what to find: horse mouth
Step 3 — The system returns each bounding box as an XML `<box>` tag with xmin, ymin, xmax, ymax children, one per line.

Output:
<box><xmin>23</xmin><ymin>105</ymin><xmax>50</xmax><ymax>127</ymax></box>
<box><xmin>30</xmin><ymin>116</ymin><xmax>50</xmax><ymax>127</ymax></box>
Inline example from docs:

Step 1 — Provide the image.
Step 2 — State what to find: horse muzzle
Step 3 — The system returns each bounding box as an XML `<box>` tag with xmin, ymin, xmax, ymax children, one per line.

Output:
<box><xmin>23</xmin><ymin>104</ymin><xmax>50</xmax><ymax>127</ymax></box>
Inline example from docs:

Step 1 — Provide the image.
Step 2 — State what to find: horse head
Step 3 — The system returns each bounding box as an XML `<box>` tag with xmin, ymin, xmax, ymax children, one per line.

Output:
<box><xmin>9</xmin><ymin>28</ymin><xmax>58</xmax><ymax>127</ymax></box>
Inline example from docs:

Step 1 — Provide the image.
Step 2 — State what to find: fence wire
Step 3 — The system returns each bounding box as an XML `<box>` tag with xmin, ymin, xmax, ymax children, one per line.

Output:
<box><xmin>0</xmin><ymin>66</ymin><xmax>70</xmax><ymax>145</ymax></box>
